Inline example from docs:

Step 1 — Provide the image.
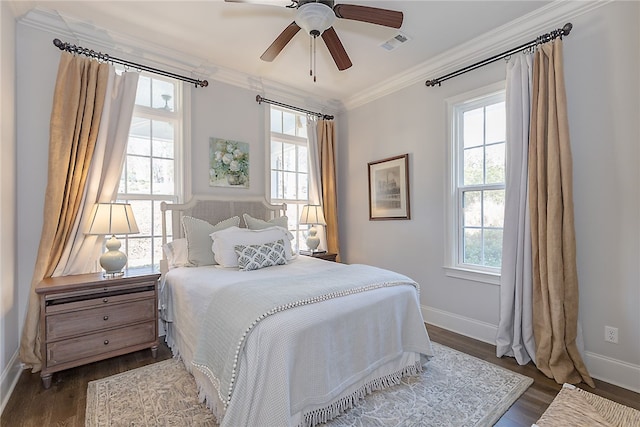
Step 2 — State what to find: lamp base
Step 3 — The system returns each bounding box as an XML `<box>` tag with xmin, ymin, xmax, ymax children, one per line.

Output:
<box><xmin>306</xmin><ymin>225</ymin><xmax>321</xmax><ymax>252</ymax></box>
<box><xmin>99</xmin><ymin>235</ymin><xmax>128</xmax><ymax>277</ymax></box>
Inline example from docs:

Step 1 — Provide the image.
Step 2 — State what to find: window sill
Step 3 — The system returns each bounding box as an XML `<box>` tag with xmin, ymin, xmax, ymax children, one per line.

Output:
<box><xmin>443</xmin><ymin>266</ymin><xmax>500</xmax><ymax>286</ymax></box>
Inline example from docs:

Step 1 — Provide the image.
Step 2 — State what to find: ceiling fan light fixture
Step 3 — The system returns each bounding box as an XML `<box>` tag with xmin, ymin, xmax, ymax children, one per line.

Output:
<box><xmin>295</xmin><ymin>2</ymin><xmax>335</xmax><ymax>36</ymax></box>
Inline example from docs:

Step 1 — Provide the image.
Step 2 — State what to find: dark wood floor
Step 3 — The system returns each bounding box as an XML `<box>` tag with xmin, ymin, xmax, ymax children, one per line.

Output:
<box><xmin>2</xmin><ymin>324</ymin><xmax>638</xmax><ymax>426</ymax></box>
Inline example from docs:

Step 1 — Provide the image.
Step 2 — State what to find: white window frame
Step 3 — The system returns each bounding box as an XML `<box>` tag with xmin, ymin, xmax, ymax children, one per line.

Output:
<box><xmin>444</xmin><ymin>82</ymin><xmax>505</xmax><ymax>285</ymax></box>
<box><xmin>266</xmin><ymin>105</ymin><xmax>310</xmax><ymax>252</ymax></box>
<box><xmin>117</xmin><ymin>74</ymin><xmax>188</xmax><ymax>269</ymax></box>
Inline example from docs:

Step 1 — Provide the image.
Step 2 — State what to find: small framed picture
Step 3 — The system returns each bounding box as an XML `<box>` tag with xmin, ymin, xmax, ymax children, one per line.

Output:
<box><xmin>368</xmin><ymin>154</ymin><xmax>411</xmax><ymax>220</ymax></box>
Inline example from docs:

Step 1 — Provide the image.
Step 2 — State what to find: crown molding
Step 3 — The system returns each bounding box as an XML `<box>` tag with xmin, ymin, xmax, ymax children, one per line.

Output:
<box><xmin>342</xmin><ymin>0</ymin><xmax>611</xmax><ymax>111</ymax></box>
<box><xmin>17</xmin><ymin>6</ymin><xmax>340</xmax><ymax>116</ymax></box>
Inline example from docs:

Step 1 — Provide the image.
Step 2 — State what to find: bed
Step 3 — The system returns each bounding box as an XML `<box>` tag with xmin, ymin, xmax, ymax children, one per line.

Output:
<box><xmin>159</xmin><ymin>196</ymin><xmax>434</xmax><ymax>427</ymax></box>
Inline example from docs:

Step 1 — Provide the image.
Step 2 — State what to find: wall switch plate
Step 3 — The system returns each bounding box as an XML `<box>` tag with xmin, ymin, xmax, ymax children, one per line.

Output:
<box><xmin>605</xmin><ymin>326</ymin><xmax>619</xmax><ymax>344</ymax></box>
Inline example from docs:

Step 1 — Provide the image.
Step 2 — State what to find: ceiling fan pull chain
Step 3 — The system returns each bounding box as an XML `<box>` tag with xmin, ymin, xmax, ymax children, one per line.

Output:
<box><xmin>313</xmin><ymin>35</ymin><xmax>317</xmax><ymax>82</ymax></box>
<box><xmin>309</xmin><ymin>35</ymin><xmax>313</xmax><ymax>78</ymax></box>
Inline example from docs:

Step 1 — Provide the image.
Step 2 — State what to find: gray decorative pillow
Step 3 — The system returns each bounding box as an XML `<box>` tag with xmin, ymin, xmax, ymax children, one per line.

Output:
<box><xmin>234</xmin><ymin>239</ymin><xmax>287</xmax><ymax>271</ymax></box>
<box><xmin>243</xmin><ymin>213</ymin><xmax>293</xmax><ymax>239</ymax></box>
<box><xmin>182</xmin><ymin>216</ymin><xmax>240</xmax><ymax>266</ymax></box>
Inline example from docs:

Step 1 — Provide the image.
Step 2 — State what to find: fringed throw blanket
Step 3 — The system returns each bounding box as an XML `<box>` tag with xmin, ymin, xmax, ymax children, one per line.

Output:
<box><xmin>191</xmin><ymin>264</ymin><xmax>425</xmax><ymax>416</ymax></box>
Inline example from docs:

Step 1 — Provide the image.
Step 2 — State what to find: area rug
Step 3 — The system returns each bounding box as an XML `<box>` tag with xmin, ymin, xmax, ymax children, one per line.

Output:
<box><xmin>85</xmin><ymin>342</ymin><xmax>533</xmax><ymax>427</ymax></box>
<box><xmin>534</xmin><ymin>383</ymin><xmax>640</xmax><ymax>427</ymax></box>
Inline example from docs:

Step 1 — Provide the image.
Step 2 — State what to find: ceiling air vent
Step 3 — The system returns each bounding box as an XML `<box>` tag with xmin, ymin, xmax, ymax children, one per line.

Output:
<box><xmin>380</xmin><ymin>32</ymin><xmax>410</xmax><ymax>51</ymax></box>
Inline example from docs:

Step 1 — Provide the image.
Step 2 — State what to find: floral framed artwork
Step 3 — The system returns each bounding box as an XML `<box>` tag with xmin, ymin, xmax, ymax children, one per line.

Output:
<box><xmin>209</xmin><ymin>138</ymin><xmax>249</xmax><ymax>188</ymax></box>
<box><xmin>368</xmin><ymin>154</ymin><xmax>411</xmax><ymax>220</ymax></box>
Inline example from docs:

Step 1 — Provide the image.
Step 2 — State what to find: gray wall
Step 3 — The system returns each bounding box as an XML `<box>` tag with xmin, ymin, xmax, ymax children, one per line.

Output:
<box><xmin>337</xmin><ymin>2</ymin><xmax>640</xmax><ymax>391</ymax></box>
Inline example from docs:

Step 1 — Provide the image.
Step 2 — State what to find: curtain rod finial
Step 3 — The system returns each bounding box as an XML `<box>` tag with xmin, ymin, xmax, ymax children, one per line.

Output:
<box><xmin>256</xmin><ymin>94</ymin><xmax>263</xmax><ymax>104</ymax></box>
<box><xmin>562</xmin><ymin>23</ymin><xmax>573</xmax><ymax>36</ymax></box>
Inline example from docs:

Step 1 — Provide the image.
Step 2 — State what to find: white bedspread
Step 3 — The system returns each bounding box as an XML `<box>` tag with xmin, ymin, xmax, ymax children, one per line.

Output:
<box><xmin>161</xmin><ymin>256</ymin><xmax>433</xmax><ymax>427</ymax></box>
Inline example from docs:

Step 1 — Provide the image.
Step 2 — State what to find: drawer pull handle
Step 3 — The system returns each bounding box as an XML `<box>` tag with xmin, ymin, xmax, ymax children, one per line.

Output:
<box><xmin>104</xmin><ymin>340</ymin><xmax>109</xmax><ymax>345</ymax></box>
<box><xmin>103</xmin><ymin>315</ymin><xmax>109</xmax><ymax>321</ymax></box>
<box><xmin>102</xmin><ymin>298</ymin><xmax>109</xmax><ymax>303</ymax></box>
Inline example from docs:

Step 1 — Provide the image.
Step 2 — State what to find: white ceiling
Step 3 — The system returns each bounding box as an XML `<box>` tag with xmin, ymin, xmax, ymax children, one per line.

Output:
<box><xmin>10</xmin><ymin>1</ymin><xmax>556</xmax><ymax>108</ymax></box>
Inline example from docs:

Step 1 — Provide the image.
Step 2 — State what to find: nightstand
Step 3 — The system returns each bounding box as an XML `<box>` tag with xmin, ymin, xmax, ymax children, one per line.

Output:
<box><xmin>301</xmin><ymin>252</ymin><xmax>338</xmax><ymax>262</ymax></box>
<box><xmin>35</xmin><ymin>270</ymin><xmax>160</xmax><ymax>389</ymax></box>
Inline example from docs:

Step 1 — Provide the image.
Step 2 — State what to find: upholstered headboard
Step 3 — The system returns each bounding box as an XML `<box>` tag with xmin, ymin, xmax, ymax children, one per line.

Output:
<box><xmin>159</xmin><ymin>195</ymin><xmax>286</xmax><ymax>274</ymax></box>
<box><xmin>161</xmin><ymin>195</ymin><xmax>286</xmax><ymax>240</ymax></box>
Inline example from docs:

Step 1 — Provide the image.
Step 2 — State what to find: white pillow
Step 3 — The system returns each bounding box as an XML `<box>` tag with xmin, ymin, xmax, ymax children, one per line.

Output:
<box><xmin>211</xmin><ymin>226</ymin><xmax>293</xmax><ymax>268</ymax></box>
<box><xmin>162</xmin><ymin>238</ymin><xmax>189</xmax><ymax>269</ymax></box>
<box><xmin>182</xmin><ymin>216</ymin><xmax>240</xmax><ymax>266</ymax></box>
<box><xmin>235</xmin><ymin>239</ymin><xmax>288</xmax><ymax>271</ymax></box>
<box><xmin>243</xmin><ymin>213</ymin><xmax>294</xmax><ymax>240</ymax></box>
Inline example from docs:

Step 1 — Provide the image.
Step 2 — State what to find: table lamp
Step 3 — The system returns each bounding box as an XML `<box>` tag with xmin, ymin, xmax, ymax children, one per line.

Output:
<box><xmin>86</xmin><ymin>202</ymin><xmax>139</xmax><ymax>277</ymax></box>
<box><xmin>299</xmin><ymin>204</ymin><xmax>326</xmax><ymax>253</ymax></box>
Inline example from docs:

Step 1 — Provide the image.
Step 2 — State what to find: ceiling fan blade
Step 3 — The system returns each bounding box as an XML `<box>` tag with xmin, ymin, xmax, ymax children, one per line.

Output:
<box><xmin>333</xmin><ymin>4</ymin><xmax>403</xmax><ymax>28</ymax></box>
<box><xmin>321</xmin><ymin>27</ymin><xmax>352</xmax><ymax>71</ymax></box>
<box><xmin>261</xmin><ymin>22</ymin><xmax>301</xmax><ymax>62</ymax></box>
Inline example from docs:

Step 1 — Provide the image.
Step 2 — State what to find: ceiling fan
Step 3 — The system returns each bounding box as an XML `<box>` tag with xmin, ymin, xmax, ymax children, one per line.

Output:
<box><xmin>225</xmin><ymin>0</ymin><xmax>403</xmax><ymax>75</ymax></box>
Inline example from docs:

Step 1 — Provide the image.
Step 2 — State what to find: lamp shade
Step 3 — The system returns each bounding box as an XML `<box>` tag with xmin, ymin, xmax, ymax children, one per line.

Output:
<box><xmin>299</xmin><ymin>204</ymin><xmax>327</xmax><ymax>226</ymax></box>
<box><xmin>86</xmin><ymin>203</ymin><xmax>139</xmax><ymax>236</ymax></box>
<box><xmin>295</xmin><ymin>2</ymin><xmax>336</xmax><ymax>36</ymax></box>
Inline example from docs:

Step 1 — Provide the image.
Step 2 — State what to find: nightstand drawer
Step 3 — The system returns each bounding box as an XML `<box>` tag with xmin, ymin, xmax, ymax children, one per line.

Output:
<box><xmin>45</xmin><ymin>287</ymin><xmax>155</xmax><ymax>314</ymax></box>
<box><xmin>46</xmin><ymin>321</ymin><xmax>156</xmax><ymax>367</ymax></box>
<box><xmin>46</xmin><ymin>298</ymin><xmax>156</xmax><ymax>341</ymax></box>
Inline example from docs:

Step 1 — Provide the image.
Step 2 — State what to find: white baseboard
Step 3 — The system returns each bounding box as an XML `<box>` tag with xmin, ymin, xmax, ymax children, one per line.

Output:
<box><xmin>422</xmin><ymin>305</ymin><xmax>498</xmax><ymax>345</ymax></box>
<box><xmin>0</xmin><ymin>350</ymin><xmax>23</xmax><ymax>416</ymax></box>
<box><xmin>585</xmin><ymin>351</ymin><xmax>640</xmax><ymax>393</ymax></box>
<box><xmin>422</xmin><ymin>305</ymin><xmax>640</xmax><ymax>394</ymax></box>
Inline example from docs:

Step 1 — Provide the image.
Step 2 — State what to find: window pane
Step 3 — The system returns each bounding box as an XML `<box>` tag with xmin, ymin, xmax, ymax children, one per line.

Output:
<box><xmin>483</xmin><ymin>190</ymin><xmax>504</xmax><ymax>228</ymax></box>
<box><xmin>484</xmin><ymin>229</ymin><xmax>503</xmax><ymax>268</ymax></box>
<box><xmin>126</xmin><ymin>155</ymin><xmax>151</xmax><ymax>194</ymax></box>
<box><xmin>297</xmin><ymin>117</ymin><xmax>307</xmax><ymax>138</ymax></box>
<box><xmin>283</xmin><ymin>143</ymin><xmax>296</xmax><ymax>171</ymax></box>
<box><xmin>283</xmin><ymin>111</ymin><xmax>295</xmax><ymax>135</ymax></box>
<box><xmin>271</xmin><ymin>171</ymin><xmax>282</xmax><ymax>199</ymax></box>
<box><xmin>127</xmin><ymin>237</ymin><xmax>152</xmax><ymax>268</ymax></box>
<box><xmin>485</xmin><ymin>142</ymin><xmax>505</xmax><ymax>184</ymax></box>
<box><xmin>152</xmin><ymin>120</ymin><xmax>174</xmax><ymax>158</ymax></box>
<box><xmin>298</xmin><ymin>145</ymin><xmax>308</xmax><ymax>173</ymax></box>
<box><xmin>153</xmin><ymin>237</ymin><xmax>164</xmax><ymax>266</ymax></box>
<box><xmin>135</xmin><ymin>75</ymin><xmax>151</xmax><ymax>107</ymax></box>
<box><xmin>463</xmin><ymin>191</ymin><xmax>482</xmax><ymax>227</ymax></box>
<box><xmin>271</xmin><ymin>141</ymin><xmax>283</xmax><ymax>170</ymax></box>
<box><xmin>298</xmin><ymin>172</ymin><xmax>308</xmax><ymax>201</ymax></box>
<box><xmin>463</xmin><ymin>147</ymin><xmax>484</xmax><ymax>185</ymax></box>
<box><xmin>271</xmin><ymin>109</ymin><xmax>282</xmax><ymax>133</ymax></box>
<box><xmin>463</xmin><ymin>107</ymin><xmax>484</xmax><ymax>148</ymax></box>
<box><xmin>152</xmin><ymin>158</ymin><xmax>174</xmax><ymax>195</ymax></box>
<box><xmin>128</xmin><ymin>200</ymin><xmax>152</xmax><ymax>236</ymax></box>
<box><xmin>485</xmin><ymin>102</ymin><xmax>505</xmax><ymax>144</ymax></box>
<box><xmin>128</xmin><ymin>117</ymin><xmax>151</xmax><ymax>156</ymax></box>
<box><xmin>463</xmin><ymin>228</ymin><xmax>482</xmax><ymax>265</ymax></box>
<box><xmin>283</xmin><ymin>172</ymin><xmax>297</xmax><ymax>199</ymax></box>
<box><xmin>152</xmin><ymin>79</ymin><xmax>175</xmax><ymax>111</ymax></box>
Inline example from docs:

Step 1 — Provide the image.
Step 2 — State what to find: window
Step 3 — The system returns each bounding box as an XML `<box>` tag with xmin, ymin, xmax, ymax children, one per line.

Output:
<box><xmin>446</xmin><ymin>86</ymin><xmax>505</xmax><ymax>283</ymax></box>
<box><xmin>269</xmin><ymin>106</ymin><xmax>309</xmax><ymax>251</ymax></box>
<box><xmin>117</xmin><ymin>74</ymin><xmax>183</xmax><ymax>268</ymax></box>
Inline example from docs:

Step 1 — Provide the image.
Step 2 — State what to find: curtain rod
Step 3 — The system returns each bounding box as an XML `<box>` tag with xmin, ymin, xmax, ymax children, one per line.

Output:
<box><xmin>52</xmin><ymin>38</ymin><xmax>209</xmax><ymax>88</ymax></box>
<box><xmin>256</xmin><ymin>95</ymin><xmax>334</xmax><ymax>120</ymax></box>
<box><xmin>425</xmin><ymin>23</ymin><xmax>573</xmax><ymax>87</ymax></box>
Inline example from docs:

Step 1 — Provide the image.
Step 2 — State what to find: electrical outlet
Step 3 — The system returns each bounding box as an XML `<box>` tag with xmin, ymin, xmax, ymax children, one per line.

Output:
<box><xmin>605</xmin><ymin>326</ymin><xmax>619</xmax><ymax>344</ymax></box>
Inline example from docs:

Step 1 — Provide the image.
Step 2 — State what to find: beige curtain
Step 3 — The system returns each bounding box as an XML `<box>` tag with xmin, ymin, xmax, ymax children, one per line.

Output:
<box><xmin>529</xmin><ymin>39</ymin><xmax>594</xmax><ymax>387</ymax></box>
<box><xmin>317</xmin><ymin>120</ymin><xmax>341</xmax><ymax>262</ymax></box>
<box><xmin>19</xmin><ymin>53</ymin><xmax>109</xmax><ymax>371</ymax></box>
<box><xmin>53</xmin><ymin>69</ymin><xmax>139</xmax><ymax>276</ymax></box>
